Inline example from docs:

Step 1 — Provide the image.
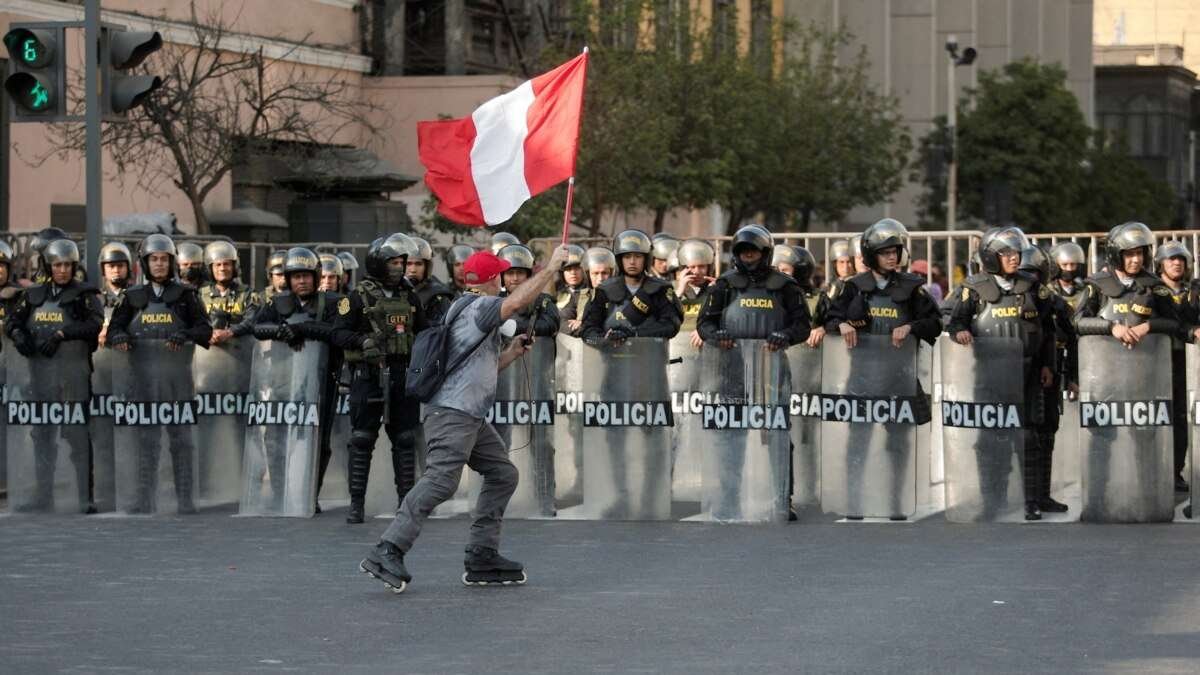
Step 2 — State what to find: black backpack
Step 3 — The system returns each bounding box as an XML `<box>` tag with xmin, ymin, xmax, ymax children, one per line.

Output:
<box><xmin>404</xmin><ymin>295</ymin><xmax>489</xmax><ymax>402</ymax></box>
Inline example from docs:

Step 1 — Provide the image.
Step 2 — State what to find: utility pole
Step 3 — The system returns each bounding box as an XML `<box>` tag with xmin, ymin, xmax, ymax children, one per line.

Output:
<box><xmin>944</xmin><ymin>35</ymin><xmax>975</xmax><ymax>231</ymax></box>
<box><xmin>84</xmin><ymin>0</ymin><xmax>100</xmax><ymax>283</ymax></box>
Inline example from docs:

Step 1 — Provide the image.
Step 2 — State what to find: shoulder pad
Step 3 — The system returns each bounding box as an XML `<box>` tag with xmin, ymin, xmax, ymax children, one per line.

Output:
<box><xmin>1153</xmin><ymin>285</ymin><xmax>1172</xmax><ymax>297</ymax></box>
<box><xmin>160</xmin><ymin>283</ymin><xmax>186</xmax><ymax>305</ymax></box>
<box><xmin>1090</xmin><ymin>271</ymin><xmax>1125</xmax><ymax>298</ymax></box>
<box><xmin>640</xmin><ymin>277</ymin><xmax>670</xmax><ymax>294</ymax></box>
<box><xmin>599</xmin><ymin>277</ymin><xmax>626</xmax><ymax>303</ymax></box>
<box><xmin>764</xmin><ymin>271</ymin><xmax>796</xmax><ymax>291</ymax></box>
<box><xmin>888</xmin><ymin>274</ymin><xmax>921</xmax><ymax>302</ymax></box>
<box><xmin>25</xmin><ymin>285</ymin><xmax>48</xmax><ymax>306</ymax></box>
<box><xmin>273</xmin><ymin>292</ymin><xmax>299</xmax><ymax>317</ymax></box>
<box><xmin>0</xmin><ymin>285</ymin><xmax>22</xmax><ymax>301</ymax></box>
<box><xmin>722</xmin><ymin>271</ymin><xmax>749</xmax><ymax>290</ymax></box>
<box><xmin>1011</xmin><ymin>271</ymin><xmax>1037</xmax><ymax>294</ymax></box>
<box><xmin>125</xmin><ymin>286</ymin><xmax>150</xmax><ymax>309</ymax></box>
<box><xmin>963</xmin><ymin>274</ymin><xmax>1001</xmax><ymax>303</ymax></box>
<box><xmin>57</xmin><ymin>283</ymin><xmax>99</xmax><ymax>305</ymax></box>
<box><xmin>848</xmin><ymin>272</ymin><xmax>875</xmax><ymax>294</ymax></box>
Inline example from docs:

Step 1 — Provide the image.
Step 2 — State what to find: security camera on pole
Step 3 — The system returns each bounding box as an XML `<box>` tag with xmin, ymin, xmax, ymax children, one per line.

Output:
<box><xmin>2</xmin><ymin>1</ymin><xmax>161</xmax><ymax>282</ymax></box>
<box><xmin>944</xmin><ymin>35</ymin><xmax>976</xmax><ymax>231</ymax></box>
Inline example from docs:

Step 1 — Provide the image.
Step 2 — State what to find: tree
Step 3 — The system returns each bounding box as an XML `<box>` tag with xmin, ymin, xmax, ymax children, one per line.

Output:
<box><xmin>913</xmin><ymin>59</ymin><xmax>1178</xmax><ymax>232</ymax></box>
<box><xmin>37</xmin><ymin>3</ymin><xmax>384</xmax><ymax>233</ymax></box>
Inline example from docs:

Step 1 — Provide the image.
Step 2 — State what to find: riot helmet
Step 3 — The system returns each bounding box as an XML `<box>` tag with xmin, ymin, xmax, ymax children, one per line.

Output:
<box><xmin>283</xmin><ymin>247</ymin><xmax>320</xmax><ymax>296</ymax></box>
<box><xmin>177</xmin><ymin>242</ymin><xmax>206</xmax><ymax>285</ymax></box>
<box><xmin>204</xmin><ymin>240</ymin><xmax>240</xmax><ymax>282</ymax></box>
<box><xmin>848</xmin><ymin>234</ymin><xmax>863</xmax><ymax>258</ymax></box>
<box><xmin>497</xmin><ymin>244</ymin><xmax>535</xmax><ymax>273</ymax></box>
<box><xmin>560</xmin><ymin>244</ymin><xmax>587</xmax><ymax>289</ymax></box>
<box><xmin>860</xmin><ymin>218</ymin><xmax>909</xmax><ymax>271</ymax></box>
<box><xmin>490</xmin><ymin>231</ymin><xmax>521</xmax><ymax>254</ymax></box>
<box><xmin>365</xmin><ymin>236</ymin><xmax>410</xmax><ymax>286</ymax></box>
<box><xmin>447</xmin><ymin>244</ymin><xmax>475</xmax><ymax>265</ymax></box>
<box><xmin>384</xmin><ymin>232</ymin><xmax>419</xmax><ymax>260</ymax></box>
<box><xmin>1019</xmin><ymin>245</ymin><xmax>1051</xmax><ymax>282</ymax></box>
<box><xmin>830</xmin><ymin>240</ymin><xmax>851</xmax><ymax>261</ymax></box>
<box><xmin>406</xmin><ymin>235</ymin><xmax>434</xmax><ymax>282</ymax></box>
<box><xmin>978</xmin><ymin>226</ymin><xmax>1030</xmax><ymax>276</ymax></box>
<box><xmin>613</xmin><ymin>229</ymin><xmax>652</xmax><ymax>278</ymax></box>
<box><xmin>731</xmin><ymin>225</ymin><xmax>773</xmax><ymax>275</ymax></box>
<box><xmin>1154</xmin><ymin>240</ymin><xmax>1193</xmax><ymax>278</ymax></box>
<box><xmin>1105</xmin><ymin>222</ymin><xmax>1155</xmax><ymax>274</ymax></box>
<box><xmin>267</xmin><ymin>250</ymin><xmax>287</xmax><ymax>275</ymax></box>
<box><xmin>677</xmin><ymin>239</ymin><xmax>715</xmax><ymax>267</ymax></box>
<box><xmin>44</xmin><ymin>238</ymin><xmax>80</xmax><ymax>284</ymax></box>
<box><xmin>771</xmin><ymin>244</ymin><xmax>801</xmax><ymax>269</ymax></box>
<box><xmin>410</xmin><ymin>236</ymin><xmax>434</xmax><ymax>262</ymax></box>
<box><xmin>139</xmin><ymin>234</ymin><xmax>177</xmax><ymax>282</ymax></box>
<box><xmin>98</xmin><ymin>241</ymin><xmax>132</xmax><ymax>290</ymax></box>
<box><xmin>562</xmin><ymin>244</ymin><xmax>586</xmax><ymax>269</ymax></box>
<box><xmin>586</xmin><ymin>246</ymin><xmax>617</xmax><ymax>287</ymax></box>
<box><xmin>0</xmin><ymin>240</ymin><xmax>13</xmax><ymax>272</ymax></box>
<box><xmin>651</xmin><ymin>234</ymin><xmax>681</xmax><ymax>274</ymax></box>
<box><xmin>792</xmin><ymin>246</ymin><xmax>816</xmax><ymax>288</ymax></box>
<box><xmin>1049</xmin><ymin>241</ymin><xmax>1086</xmax><ymax>281</ymax></box>
<box><xmin>337</xmin><ymin>251</ymin><xmax>359</xmax><ymax>273</ymax></box>
<box><xmin>318</xmin><ymin>253</ymin><xmax>344</xmax><ymax>292</ymax></box>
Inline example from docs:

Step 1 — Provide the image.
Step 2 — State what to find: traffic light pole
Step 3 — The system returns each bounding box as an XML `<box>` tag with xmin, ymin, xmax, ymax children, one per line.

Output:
<box><xmin>84</xmin><ymin>0</ymin><xmax>101</xmax><ymax>283</ymax></box>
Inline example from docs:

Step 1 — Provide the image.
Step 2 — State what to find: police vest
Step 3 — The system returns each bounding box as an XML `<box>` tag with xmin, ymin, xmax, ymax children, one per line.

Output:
<box><xmin>271</xmin><ymin>291</ymin><xmax>326</xmax><ymax>326</ymax></box>
<box><xmin>1090</xmin><ymin>272</ymin><xmax>1166</xmax><ymax>327</ymax></box>
<box><xmin>414</xmin><ymin>278</ymin><xmax>453</xmax><ymax>314</ymax></box>
<box><xmin>845</xmin><ymin>272</ymin><xmax>918</xmax><ymax>335</ymax></box>
<box><xmin>1053</xmin><ymin>282</ymin><xmax>1085</xmax><ymax>314</ymax></box>
<box><xmin>966</xmin><ymin>274</ymin><xmax>1042</xmax><ymax>355</ymax></box>
<box><xmin>127</xmin><ymin>287</ymin><xmax>187</xmax><ymax>340</ymax></box>
<box><xmin>352</xmin><ymin>280</ymin><xmax>415</xmax><ymax>358</ymax></box>
<box><xmin>201</xmin><ymin>283</ymin><xmax>253</xmax><ymax>327</ymax></box>
<box><xmin>23</xmin><ymin>284</ymin><xmax>95</xmax><ymax>340</ymax></box>
<box><xmin>678</xmin><ymin>286</ymin><xmax>706</xmax><ymax>332</ymax></box>
<box><xmin>719</xmin><ymin>272</ymin><xmax>790</xmax><ymax>339</ymax></box>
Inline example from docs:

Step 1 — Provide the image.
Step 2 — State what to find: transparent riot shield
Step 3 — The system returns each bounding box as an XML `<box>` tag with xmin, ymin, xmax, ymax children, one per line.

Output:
<box><xmin>0</xmin><ymin>336</ymin><xmax>8</xmax><ymax>499</ymax></box>
<box><xmin>239</xmin><ymin>339</ymin><xmax>328</xmax><ymax>517</ymax></box>
<box><xmin>4</xmin><ymin>342</ymin><xmax>92</xmax><ymax>514</ymax></box>
<box><xmin>787</xmin><ymin>343</ymin><xmax>822</xmax><ymax>509</ymax></box>
<box><xmin>820</xmin><ymin>335</ymin><xmax>921</xmax><ymax>519</ymax></box>
<box><xmin>1190</xmin><ymin>344</ymin><xmax>1200</xmax><ymax>519</ymax></box>
<box><xmin>490</xmin><ymin>338</ymin><xmax>556</xmax><ymax>517</ymax></box>
<box><xmin>111</xmin><ymin>342</ymin><xmax>199</xmax><ymax>515</ymax></box>
<box><xmin>90</xmin><ymin>345</ymin><xmax>117</xmax><ymax>512</ymax></box>
<box><xmin>697</xmin><ymin>341</ymin><xmax>791</xmax><ymax>523</ymax></box>
<box><xmin>562</xmin><ymin>338</ymin><xmax>673</xmax><ymax>520</ymax></box>
<box><xmin>324</xmin><ymin>383</ymin><xmax>352</xmax><ymax>509</ymax></box>
<box><xmin>552</xmin><ymin>334</ymin><xmax>586</xmax><ymax>503</ymax></box>
<box><xmin>668</xmin><ymin>332</ymin><xmax>704</xmax><ymax>502</ymax></box>
<box><xmin>939</xmin><ymin>338</ymin><xmax>1026</xmax><ymax>522</ymax></box>
<box><xmin>192</xmin><ymin>335</ymin><xmax>253</xmax><ymax>506</ymax></box>
<box><xmin>1078</xmin><ymin>335</ymin><xmax>1173</xmax><ymax>523</ymax></box>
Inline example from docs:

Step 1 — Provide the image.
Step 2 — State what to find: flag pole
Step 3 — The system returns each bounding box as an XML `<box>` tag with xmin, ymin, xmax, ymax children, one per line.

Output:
<box><xmin>561</xmin><ymin>46</ymin><xmax>589</xmax><ymax>246</ymax></box>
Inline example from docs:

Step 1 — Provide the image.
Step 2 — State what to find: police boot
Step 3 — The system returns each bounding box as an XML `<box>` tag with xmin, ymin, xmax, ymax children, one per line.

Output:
<box><xmin>129</xmin><ymin>446</ymin><xmax>158</xmax><ymax>514</ymax></box>
<box><xmin>75</xmin><ymin>461</ymin><xmax>96</xmax><ymax>515</ymax></box>
<box><xmin>346</xmin><ymin>433</ymin><xmax>374</xmax><ymax>525</ymax></box>
<box><xmin>391</xmin><ymin>431</ymin><xmax>417</xmax><ymax>510</ymax></box>
<box><xmin>1037</xmin><ymin>449</ymin><xmax>1068</xmax><ymax>513</ymax></box>
<box><xmin>173</xmin><ymin>454</ymin><xmax>197</xmax><ymax>515</ymax></box>
<box><xmin>1024</xmin><ymin>500</ymin><xmax>1042</xmax><ymax>521</ymax></box>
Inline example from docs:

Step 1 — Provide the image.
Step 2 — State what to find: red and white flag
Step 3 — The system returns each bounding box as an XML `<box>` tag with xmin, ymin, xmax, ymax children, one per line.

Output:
<box><xmin>417</xmin><ymin>52</ymin><xmax>588</xmax><ymax>226</ymax></box>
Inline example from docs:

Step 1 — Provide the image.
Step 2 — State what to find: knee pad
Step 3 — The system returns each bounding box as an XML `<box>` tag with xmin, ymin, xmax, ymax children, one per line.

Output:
<box><xmin>392</xmin><ymin>429</ymin><xmax>417</xmax><ymax>451</ymax></box>
<box><xmin>349</xmin><ymin>430</ymin><xmax>377</xmax><ymax>453</ymax></box>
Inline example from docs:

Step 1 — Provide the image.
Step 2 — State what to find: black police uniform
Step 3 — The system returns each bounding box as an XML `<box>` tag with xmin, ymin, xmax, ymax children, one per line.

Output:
<box><xmin>1037</xmin><ymin>285</ymin><xmax>1079</xmax><ymax>505</ymax></box>
<box><xmin>825</xmin><ymin>270</ymin><xmax>942</xmax><ymax>517</ymax></box>
<box><xmin>1161</xmin><ymin>279</ymin><xmax>1200</xmax><ymax>487</ymax></box>
<box><xmin>947</xmin><ymin>272</ymin><xmax>1056</xmax><ymax>518</ymax></box>
<box><xmin>343</xmin><ymin>275</ymin><xmax>429</xmax><ymax>517</ymax></box>
<box><xmin>254</xmin><ymin>290</ymin><xmax>360</xmax><ymax>504</ymax></box>
<box><xmin>107</xmin><ymin>279</ymin><xmax>213</xmax><ymax>512</ymax></box>
<box><xmin>579</xmin><ymin>275</ymin><xmax>683</xmax><ymax>341</ymax></box>
<box><xmin>501</xmin><ymin>290</ymin><xmax>559</xmax><ymax>337</ymax></box>
<box><xmin>5</xmin><ymin>280</ymin><xmax>103</xmax><ymax>511</ymax></box>
<box><xmin>411</xmin><ymin>275</ymin><xmax>455</xmax><ymax>325</ymax></box>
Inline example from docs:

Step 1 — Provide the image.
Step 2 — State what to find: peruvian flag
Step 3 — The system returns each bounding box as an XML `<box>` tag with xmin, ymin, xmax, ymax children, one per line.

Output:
<box><xmin>417</xmin><ymin>51</ymin><xmax>588</xmax><ymax>226</ymax></box>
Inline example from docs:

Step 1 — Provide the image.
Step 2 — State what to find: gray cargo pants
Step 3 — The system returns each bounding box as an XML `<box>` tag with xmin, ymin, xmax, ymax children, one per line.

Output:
<box><xmin>381</xmin><ymin>406</ymin><xmax>518</xmax><ymax>552</ymax></box>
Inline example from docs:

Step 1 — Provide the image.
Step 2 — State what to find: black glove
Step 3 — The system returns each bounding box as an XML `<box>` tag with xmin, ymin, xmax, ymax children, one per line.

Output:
<box><xmin>166</xmin><ymin>330</ymin><xmax>190</xmax><ymax>349</ymax></box>
<box><xmin>11</xmin><ymin>328</ymin><xmax>36</xmax><ymax>357</ymax></box>
<box><xmin>360</xmin><ymin>337</ymin><xmax>383</xmax><ymax>362</ymax></box>
<box><xmin>583</xmin><ymin>335</ymin><xmax>605</xmax><ymax>348</ymax></box>
<box><xmin>210</xmin><ymin>309</ymin><xmax>231</xmax><ymax>330</ymax></box>
<box><xmin>38</xmin><ymin>332</ymin><xmax>63</xmax><ymax>357</ymax></box>
<box><xmin>713</xmin><ymin>328</ymin><xmax>732</xmax><ymax>344</ymax></box>
<box><xmin>766</xmin><ymin>331</ymin><xmax>790</xmax><ymax>350</ymax></box>
<box><xmin>276</xmin><ymin>323</ymin><xmax>297</xmax><ymax>343</ymax></box>
<box><xmin>607</xmin><ymin>325</ymin><xmax>635</xmax><ymax>343</ymax></box>
<box><xmin>107</xmin><ymin>332</ymin><xmax>130</xmax><ymax>349</ymax></box>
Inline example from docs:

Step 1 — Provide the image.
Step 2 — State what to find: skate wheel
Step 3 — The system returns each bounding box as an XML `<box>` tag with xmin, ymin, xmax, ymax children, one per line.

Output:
<box><xmin>461</xmin><ymin>572</ymin><xmax>472</xmax><ymax>586</ymax></box>
<box><xmin>386</xmin><ymin>581</ymin><xmax>407</xmax><ymax>594</ymax></box>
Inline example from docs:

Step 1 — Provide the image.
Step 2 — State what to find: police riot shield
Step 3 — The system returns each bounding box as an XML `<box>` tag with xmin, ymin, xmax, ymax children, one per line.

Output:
<box><xmin>1078</xmin><ymin>335</ymin><xmax>1173</xmax><ymax>523</ymax></box>
<box><xmin>668</xmin><ymin>332</ymin><xmax>704</xmax><ymax>502</ymax></box>
<box><xmin>192</xmin><ymin>335</ymin><xmax>254</xmax><ymax>506</ymax></box>
<box><xmin>939</xmin><ymin>338</ymin><xmax>1026</xmax><ymax>522</ymax></box>
<box><xmin>489</xmin><ymin>338</ymin><xmax>556</xmax><ymax>517</ymax></box>
<box><xmin>4</xmin><ymin>342</ymin><xmax>92</xmax><ymax>513</ymax></box>
<box><xmin>787</xmin><ymin>343</ymin><xmax>822</xmax><ymax>509</ymax></box>
<box><xmin>0</xmin><ymin>336</ymin><xmax>8</xmax><ymax>499</ymax></box>
<box><xmin>324</xmin><ymin>380</ymin><xmax>352</xmax><ymax>508</ymax></box>
<box><xmin>562</xmin><ymin>338</ymin><xmax>673</xmax><ymax>520</ymax></box>
<box><xmin>552</xmin><ymin>334</ymin><xmax>586</xmax><ymax>502</ymax></box>
<box><xmin>820</xmin><ymin>335</ymin><xmax>922</xmax><ymax>519</ymax></box>
<box><xmin>90</xmin><ymin>343</ymin><xmax>117</xmax><ymax>512</ymax></box>
<box><xmin>240</xmin><ymin>339</ymin><xmax>328</xmax><ymax>517</ymax></box>
<box><xmin>696</xmin><ymin>341</ymin><xmax>791</xmax><ymax>523</ymax></box>
<box><xmin>1189</xmin><ymin>344</ymin><xmax>1200</xmax><ymax>519</ymax></box>
<box><xmin>112</xmin><ymin>341</ymin><xmax>199</xmax><ymax>515</ymax></box>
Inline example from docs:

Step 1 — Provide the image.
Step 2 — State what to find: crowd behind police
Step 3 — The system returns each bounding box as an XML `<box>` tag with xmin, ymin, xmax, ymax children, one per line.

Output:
<box><xmin>2</xmin><ymin>218</ymin><xmax>1197</xmax><ymax>522</ymax></box>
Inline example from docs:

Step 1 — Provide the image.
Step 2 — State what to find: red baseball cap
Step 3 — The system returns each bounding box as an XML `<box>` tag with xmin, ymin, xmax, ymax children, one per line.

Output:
<box><xmin>463</xmin><ymin>251</ymin><xmax>511</xmax><ymax>285</ymax></box>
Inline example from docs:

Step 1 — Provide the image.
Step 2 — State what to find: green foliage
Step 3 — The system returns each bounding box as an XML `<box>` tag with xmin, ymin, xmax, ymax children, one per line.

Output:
<box><xmin>913</xmin><ymin>59</ymin><xmax>1179</xmax><ymax>231</ymax></box>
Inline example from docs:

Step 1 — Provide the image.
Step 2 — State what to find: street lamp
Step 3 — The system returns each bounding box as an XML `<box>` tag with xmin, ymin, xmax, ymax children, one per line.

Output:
<box><xmin>945</xmin><ymin>35</ymin><xmax>976</xmax><ymax>231</ymax></box>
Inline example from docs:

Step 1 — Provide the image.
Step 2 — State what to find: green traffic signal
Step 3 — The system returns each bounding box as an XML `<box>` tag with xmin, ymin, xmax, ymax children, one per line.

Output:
<box><xmin>3</xmin><ymin>28</ymin><xmax>53</xmax><ymax>68</ymax></box>
<box><xmin>4</xmin><ymin>72</ymin><xmax>54</xmax><ymax>112</ymax></box>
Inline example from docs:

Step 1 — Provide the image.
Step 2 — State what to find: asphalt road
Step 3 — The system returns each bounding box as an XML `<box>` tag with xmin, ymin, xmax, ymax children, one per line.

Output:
<box><xmin>2</xmin><ymin>506</ymin><xmax>1200</xmax><ymax>674</ymax></box>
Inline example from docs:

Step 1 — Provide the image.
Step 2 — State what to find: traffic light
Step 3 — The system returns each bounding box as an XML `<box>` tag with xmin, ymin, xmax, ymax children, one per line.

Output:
<box><xmin>101</xmin><ymin>27</ymin><xmax>162</xmax><ymax>116</ymax></box>
<box><xmin>3</xmin><ymin>24</ymin><xmax>65</xmax><ymax>121</ymax></box>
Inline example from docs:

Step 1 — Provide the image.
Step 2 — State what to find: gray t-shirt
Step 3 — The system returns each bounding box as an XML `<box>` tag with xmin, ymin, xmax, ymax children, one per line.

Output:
<box><xmin>428</xmin><ymin>294</ymin><xmax>504</xmax><ymax>419</ymax></box>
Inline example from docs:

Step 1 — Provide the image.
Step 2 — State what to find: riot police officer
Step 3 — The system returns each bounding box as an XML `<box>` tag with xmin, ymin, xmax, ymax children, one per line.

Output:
<box><xmin>829</xmin><ymin>239</ymin><xmax>854</xmax><ymax>282</ymax></box>
<box><xmin>585</xmin><ymin>246</ymin><xmax>616</xmax><ymax>289</ymax></box>
<box><xmin>200</xmin><ymin>241</ymin><xmax>261</xmax><ymax>346</ymax></box>
<box><xmin>674</xmin><ymin>239</ymin><xmax>717</xmax><ymax>348</ymax></box>
<box><xmin>1049</xmin><ymin>242</ymin><xmax>1087</xmax><ymax>306</ymax></box>
<box><xmin>337</xmin><ymin>251</ymin><xmax>359</xmax><ymax>291</ymax></box>
<box><xmin>177</xmin><ymin>242</ymin><xmax>206</xmax><ymax>288</ymax></box>
<box><xmin>98</xmin><ymin>242</ymin><xmax>133</xmax><ymax>310</ymax></box>
<box><xmin>107</xmin><ymin>234</ymin><xmax>213</xmax><ymax>513</ymax></box>
<box><xmin>27</xmin><ymin>227</ymin><xmax>70</xmax><ymax>284</ymax></box>
<box><xmin>580</xmin><ymin>229</ymin><xmax>683</xmax><ymax>344</ymax></box>
<box><xmin>849</xmin><ymin>234</ymin><xmax>869</xmax><ymax>274</ymax></box>
<box><xmin>319</xmin><ymin>253</ymin><xmax>345</xmax><ymax>293</ymax></box>
<box><xmin>5</xmin><ymin>239</ymin><xmax>102</xmax><ymax>512</ymax></box>
<box><xmin>651</xmin><ymin>233</ymin><xmax>680</xmax><ymax>280</ymax></box>
<box><xmin>406</xmin><ymin>236</ymin><xmax>455</xmax><ymax>323</ymax></box>
<box><xmin>946</xmin><ymin>227</ymin><xmax>1056</xmax><ymax>520</ymax></box>
<box><xmin>446</xmin><ymin>244</ymin><xmax>476</xmax><ymax>296</ymax></box>
<box><xmin>254</xmin><ymin>247</ymin><xmax>359</xmax><ymax>511</ymax></box>
<box><xmin>1019</xmin><ymin>244</ymin><xmax>1075</xmax><ymax>514</ymax></box>
<box><xmin>497</xmin><ymin>245</ymin><xmax>559</xmax><ymax>337</ymax></box>
<box><xmin>809</xmin><ymin>240</ymin><xmax>859</xmax><ymax>348</ymax></box>
<box><xmin>342</xmin><ymin>234</ymin><xmax>429</xmax><ymax>524</ymax></box>
<box><xmin>1155</xmin><ymin>240</ymin><xmax>1199</xmax><ymax>492</ymax></box>
<box><xmin>490</xmin><ymin>232</ymin><xmax>520</xmax><ymax>255</ymax></box>
<box><xmin>555</xmin><ymin>244</ymin><xmax>589</xmax><ymax>337</ymax></box>
<box><xmin>263</xmin><ymin>250</ymin><xmax>287</xmax><ymax>301</ymax></box>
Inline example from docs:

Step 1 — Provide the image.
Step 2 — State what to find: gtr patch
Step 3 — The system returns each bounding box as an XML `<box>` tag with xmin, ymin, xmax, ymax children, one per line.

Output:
<box><xmin>1080</xmin><ymin>400</ymin><xmax>1171</xmax><ymax>427</ymax></box>
<box><xmin>583</xmin><ymin>401</ymin><xmax>673</xmax><ymax>427</ymax></box>
<box><xmin>941</xmin><ymin>401</ymin><xmax>1023</xmax><ymax>429</ymax></box>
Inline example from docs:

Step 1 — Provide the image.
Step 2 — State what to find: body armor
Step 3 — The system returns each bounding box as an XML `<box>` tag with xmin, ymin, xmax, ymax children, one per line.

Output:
<box><xmin>1090</xmin><ymin>272</ymin><xmax>1162</xmax><ymax>327</ymax></box>
<box><xmin>23</xmin><ymin>285</ymin><xmax>96</xmax><ymax>340</ymax></box>
<box><xmin>965</xmin><ymin>275</ymin><xmax>1043</xmax><ymax>357</ymax></box>
<box><xmin>200</xmin><ymin>283</ymin><xmax>254</xmax><ymax>329</ymax></box>
<box><xmin>347</xmin><ymin>279</ymin><xmax>416</xmax><ymax>360</ymax></box>
<box><xmin>125</xmin><ymin>287</ymin><xmax>186</xmax><ymax>340</ymax></box>
<box><xmin>719</xmin><ymin>273</ymin><xmax>789</xmax><ymax>339</ymax></box>
<box><xmin>844</xmin><ymin>273</ymin><xmax>919</xmax><ymax>335</ymax></box>
<box><xmin>678</xmin><ymin>286</ymin><xmax>706</xmax><ymax>333</ymax></box>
